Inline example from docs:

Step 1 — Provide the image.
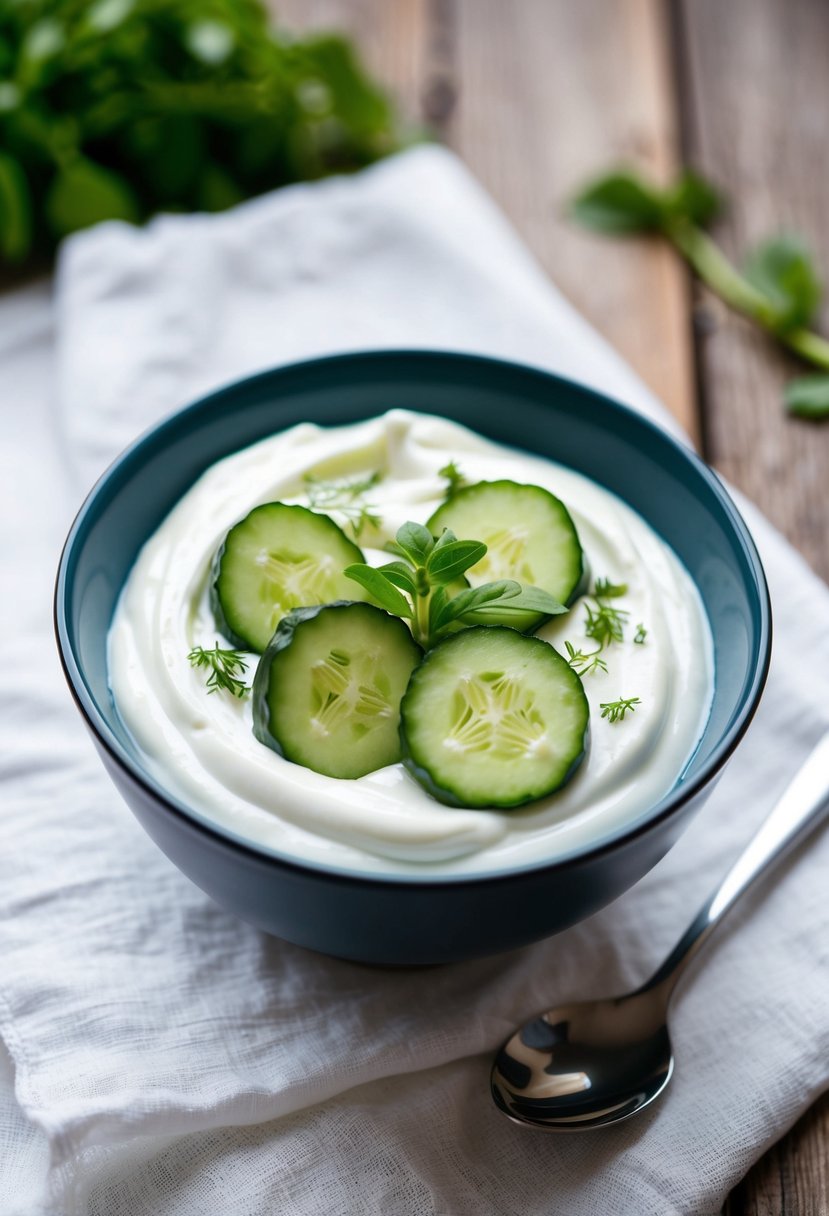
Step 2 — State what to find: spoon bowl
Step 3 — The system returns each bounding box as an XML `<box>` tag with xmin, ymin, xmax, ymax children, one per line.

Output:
<box><xmin>491</xmin><ymin>986</ymin><xmax>673</xmax><ymax>1131</ymax></box>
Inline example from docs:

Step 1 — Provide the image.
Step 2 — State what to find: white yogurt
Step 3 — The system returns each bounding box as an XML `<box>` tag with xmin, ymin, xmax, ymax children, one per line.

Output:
<box><xmin>108</xmin><ymin>410</ymin><xmax>713</xmax><ymax>876</ymax></box>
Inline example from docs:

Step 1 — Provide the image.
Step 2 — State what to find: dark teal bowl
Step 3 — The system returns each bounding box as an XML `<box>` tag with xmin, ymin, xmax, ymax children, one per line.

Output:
<box><xmin>55</xmin><ymin>351</ymin><xmax>771</xmax><ymax>965</ymax></box>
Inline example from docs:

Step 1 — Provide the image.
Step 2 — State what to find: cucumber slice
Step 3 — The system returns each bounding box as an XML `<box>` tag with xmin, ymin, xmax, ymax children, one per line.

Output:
<box><xmin>211</xmin><ymin>503</ymin><xmax>368</xmax><ymax>653</ymax></box>
<box><xmin>253</xmin><ymin>602</ymin><xmax>422</xmax><ymax>779</ymax></box>
<box><xmin>426</xmin><ymin>480</ymin><xmax>587</xmax><ymax>632</ymax></box>
<box><xmin>400</xmin><ymin>627</ymin><xmax>589</xmax><ymax>808</ymax></box>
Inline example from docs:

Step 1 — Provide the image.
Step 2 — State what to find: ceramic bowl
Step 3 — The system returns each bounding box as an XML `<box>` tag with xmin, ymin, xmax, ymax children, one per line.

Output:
<box><xmin>55</xmin><ymin>351</ymin><xmax>771</xmax><ymax>964</ymax></box>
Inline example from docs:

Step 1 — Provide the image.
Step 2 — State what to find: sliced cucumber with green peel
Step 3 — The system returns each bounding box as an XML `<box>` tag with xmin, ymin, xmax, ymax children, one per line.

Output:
<box><xmin>253</xmin><ymin>602</ymin><xmax>422</xmax><ymax>779</ymax></box>
<box><xmin>426</xmin><ymin>480</ymin><xmax>587</xmax><ymax>632</ymax></box>
<box><xmin>400</xmin><ymin>627</ymin><xmax>589</xmax><ymax>808</ymax></box>
<box><xmin>211</xmin><ymin>503</ymin><xmax>368</xmax><ymax>653</ymax></box>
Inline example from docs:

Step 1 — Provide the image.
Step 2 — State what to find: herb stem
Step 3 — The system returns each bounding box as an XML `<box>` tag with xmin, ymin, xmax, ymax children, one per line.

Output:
<box><xmin>667</xmin><ymin>218</ymin><xmax>829</xmax><ymax>370</ymax></box>
<box><xmin>413</xmin><ymin>591</ymin><xmax>431</xmax><ymax>648</ymax></box>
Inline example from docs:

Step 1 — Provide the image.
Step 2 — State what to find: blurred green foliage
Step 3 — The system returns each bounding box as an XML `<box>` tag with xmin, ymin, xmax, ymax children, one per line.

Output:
<box><xmin>0</xmin><ymin>0</ymin><xmax>402</xmax><ymax>263</ymax></box>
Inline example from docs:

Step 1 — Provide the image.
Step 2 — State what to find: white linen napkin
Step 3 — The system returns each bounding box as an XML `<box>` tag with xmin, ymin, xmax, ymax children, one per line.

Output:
<box><xmin>1</xmin><ymin>146</ymin><xmax>828</xmax><ymax>1216</ymax></box>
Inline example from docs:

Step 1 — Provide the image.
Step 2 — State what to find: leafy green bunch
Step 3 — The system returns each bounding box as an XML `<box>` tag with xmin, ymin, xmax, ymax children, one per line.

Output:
<box><xmin>0</xmin><ymin>0</ymin><xmax>400</xmax><ymax>264</ymax></box>
<box><xmin>571</xmin><ymin>169</ymin><xmax>829</xmax><ymax>419</ymax></box>
<box><xmin>344</xmin><ymin>521</ymin><xmax>566</xmax><ymax>650</ymax></box>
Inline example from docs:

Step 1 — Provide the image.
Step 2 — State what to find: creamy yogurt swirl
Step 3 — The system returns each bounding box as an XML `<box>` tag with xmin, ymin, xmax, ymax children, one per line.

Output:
<box><xmin>109</xmin><ymin>410</ymin><xmax>713</xmax><ymax>876</ymax></box>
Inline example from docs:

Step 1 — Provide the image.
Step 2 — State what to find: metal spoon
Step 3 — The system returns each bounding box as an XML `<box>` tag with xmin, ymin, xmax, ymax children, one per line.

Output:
<box><xmin>491</xmin><ymin>731</ymin><xmax>829</xmax><ymax>1131</ymax></box>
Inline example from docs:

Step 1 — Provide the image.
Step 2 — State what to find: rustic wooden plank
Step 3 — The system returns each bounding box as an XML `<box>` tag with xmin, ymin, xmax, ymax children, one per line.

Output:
<box><xmin>275</xmin><ymin>0</ymin><xmax>698</xmax><ymax>440</ymax></box>
<box><xmin>677</xmin><ymin>0</ymin><xmax>829</xmax><ymax>584</ymax></box>
<box><xmin>722</xmin><ymin>1098</ymin><xmax>829</xmax><ymax>1216</ymax></box>
<box><xmin>450</xmin><ymin>0</ymin><xmax>697</xmax><ymax>437</ymax></box>
<box><xmin>676</xmin><ymin>1</ymin><xmax>829</xmax><ymax>1212</ymax></box>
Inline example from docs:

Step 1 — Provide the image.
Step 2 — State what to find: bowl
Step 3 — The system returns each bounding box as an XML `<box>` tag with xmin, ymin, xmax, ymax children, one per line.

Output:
<box><xmin>55</xmin><ymin>350</ymin><xmax>771</xmax><ymax>965</ymax></box>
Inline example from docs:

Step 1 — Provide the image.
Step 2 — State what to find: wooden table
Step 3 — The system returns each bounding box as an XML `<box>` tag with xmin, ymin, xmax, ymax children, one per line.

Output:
<box><xmin>274</xmin><ymin>1</ymin><xmax>828</xmax><ymax>1211</ymax></box>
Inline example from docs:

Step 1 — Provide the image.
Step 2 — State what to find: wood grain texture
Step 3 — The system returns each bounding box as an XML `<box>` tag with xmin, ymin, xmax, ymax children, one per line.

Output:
<box><xmin>276</xmin><ymin>0</ymin><xmax>698</xmax><ymax>439</ymax></box>
<box><xmin>676</xmin><ymin>0</ymin><xmax>829</xmax><ymax>584</ymax></box>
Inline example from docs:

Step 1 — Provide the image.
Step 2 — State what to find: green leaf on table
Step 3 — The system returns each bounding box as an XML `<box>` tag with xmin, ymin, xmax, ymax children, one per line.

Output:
<box><xmin>743</xmin><ymin>236</ymin><xmax>821</xmax><ymax>331</ymax></box>
<box><xmin>426</xmin><ymin>539</ymin><xmax>487</xmax><ymax>585</ymax></box>
<box><xmin>344</xmin><ymin>564</ymin><xmax>413</xmax><ymax>617</ymax></box>
<box><xmin>783</xmin><ymin>375</ymin><xmax>829</xmax><ymax>419</ymax></box>
<box><xmin>0</xmin><ymin>152</ymin><xmax>32</xmax><ymax>261</ymax></box>
<box><xmin>570</xmin><ymin>171</ymin><xmax>666</xmax><ymax>234</ymax></box>
<box><xmin>394</xmin><ymin>522</ymin><xmax>434</xmax><ymax>567</ymax></box>
<box><xmin>665</xmin><ymin>170</ymin><xmax>721</xmax><ymax>227</ymax></box>
<box><xmin>45</xmin><ymin>157</ymin><xmax>140</xmax><ymax>237</ymax></box>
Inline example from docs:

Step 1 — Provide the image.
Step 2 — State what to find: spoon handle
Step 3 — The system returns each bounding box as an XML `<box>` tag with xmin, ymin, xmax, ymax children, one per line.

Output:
<box><xmin>646</xmin><ymin>730</ymin><xmax>829</xmax><ymax>995</ymax></box>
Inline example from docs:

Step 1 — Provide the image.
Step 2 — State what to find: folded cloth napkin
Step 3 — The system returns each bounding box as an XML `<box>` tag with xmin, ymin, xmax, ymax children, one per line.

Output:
<box><xmin>1</xmin><ymin>146</ymin><xmax>827</xmax><ymax>1216</ymax></box>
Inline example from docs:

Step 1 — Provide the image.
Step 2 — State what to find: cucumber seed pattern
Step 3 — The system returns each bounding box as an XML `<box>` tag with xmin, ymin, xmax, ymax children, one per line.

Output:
<box><xmin>310</xmin><ymin>648</ymin><xmax>393</xmax><ymax>740</ymax></box>
<box><xmin>473</xmin><ymin>529</ymin><xmax>534</xmax><ymax>584</ymax></box>
<box><xmin>446</xmin><ymin>671</ymin><xmax>549</xmax><ymax>759</ymax></box>
<box><xmin>258</xmin><ymin>551</ymin><xmax>337</xmax><ymax>625</ymax></box>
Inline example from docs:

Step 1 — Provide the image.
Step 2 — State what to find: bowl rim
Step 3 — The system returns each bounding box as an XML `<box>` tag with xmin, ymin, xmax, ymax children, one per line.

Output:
<box><xmin>54</xmin><ymin>348</ymin><xmax>773</xmax><ymax>890</ymax></box>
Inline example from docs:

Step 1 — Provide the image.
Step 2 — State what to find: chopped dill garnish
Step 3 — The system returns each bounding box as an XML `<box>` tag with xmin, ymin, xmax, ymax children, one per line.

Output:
<box><xmin>599</xmin><ymin>696</ymin><xmax>641</xmax><ymax>723</ymax></box>
<box><xmin>439</xmin><ymin>460</ymin><xmax>467</xmax><ymax>497</ymax></box>
<box><xmin>188</xmin><ymin>644</ymin><xmax>250</xmax><ymax>699</ymax></box>
<box><xmin>564</xmin><ymin>640</ymin><xmax>608</xmax><ymax>676</ymax></box>
<box><xmin>584</xmin><ymin>599</ymin><xmax>629</xmax><ymax>647</ymax></box>
<box><xmin>593</xmin><ymin>577</ymin><xmax>628</xmax><ymax>599</ymax></box>
<box><xmin>304</xmin><ymin>470</ymin><xmax>382</xmax><ymax>538</ymax></box>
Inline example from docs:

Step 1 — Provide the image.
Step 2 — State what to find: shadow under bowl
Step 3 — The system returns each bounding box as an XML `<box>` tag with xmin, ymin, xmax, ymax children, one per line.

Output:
<box><xmin>55</xmin><ymin>350</ymin><xmax>771</xmax><ymax>965</ymax></box>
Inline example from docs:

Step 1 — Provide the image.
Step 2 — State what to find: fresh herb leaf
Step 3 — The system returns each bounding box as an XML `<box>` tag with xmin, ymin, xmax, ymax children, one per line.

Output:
<box><xmin>570</xmin><ymin>172</ymin><xmax>666</xmax><ymax>234</ymax></box>
<box><xmin>593</xmin><ymin>578</ymin><xmax>628</xmax><ymax>599</ymax></box>
<box><xmin>784</xmin><ymin>375</ymin><xmax>829</xmax><ymax>419</ymax></box>
<box><xmin>395</xmin><ymin>521</ymin><xmax>434</xmax><ymax>567</ymax></box>
<box><xmin>564</xmin><ymin>640</ymin><xmax>608</xmax><ymax>676</ymax></box>
<box><xmin>633</xmin><ymin>623</ymin><xmax>647</xmax><ymax>644</ymax></box>
<box><xmin>434</xmin><ymin>580</ymin><xmax>521</xmax><ymax>630</ymax></box>
<box><xmin>45</xmin><ymin>157</ymin><xmax>140</xmax><ymax>237</ymax></box>
<box><xmin>343</xmin><ymin>564</ymin><xmax>413</xmax><ymax>618</ymax></box>
<box><xmin>743</xmin><ymin>235</ymin><xmax>821</xmax><ymax>332</ymax></box>
<box><xmin>304</xmin><ymin>470</ymin><xmax>382</xmax><ymax>538</ymax></box>
<box><xmin>460</xmin><ymin>584</ymin><xmax>567</xmax><ymax>625</ymax></box>
<box><xmin>426</xmin><ymin>539</ymin><xmax>488</xmax><ymax>585</ymax></box>
<box><xmin>599</xmin><ymin>696</ymin><xmax>641</xmax><ymax>723</ymax></box>
<box><xmin>428</xmin><ymin>584</ymin><xmax>448</xmax><ymax>636</ymax></box>
<box><xmin>377</xmin><ymin>561</ymin><xmax>418</xmax><ymax>596</ymax></box>
<box><xmin>665</xmin><ymin>170</ymin><xmax>721</xmax><ymax>227</ymax></box>
<box><xmin>439</xmin><ymin>460</ymin><xmax>467</xmax><ymax>497</ymax></box>
<box><xmin>188</xmin><ymin>643</ymin><xmax>250</xmax><ymax>698</ymax></box>
<box><xmin>0</xmin><ymin>152</ymin><xmax>32</xmax><ymax>261</ymax></box>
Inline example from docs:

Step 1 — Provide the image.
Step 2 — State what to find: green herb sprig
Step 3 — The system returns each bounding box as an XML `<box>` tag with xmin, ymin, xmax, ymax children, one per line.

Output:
<box><xmin>583</xmin><ymin>579</ymin><xmax>630</xmax><ymax>648</ymax></box>
<box><xmin>0</xmin><ymin>0</ymin><xmax>400</xmax><ymax>265</ymax></box>
<box><xmin>344</xmin><ymin>521</ymin><xmax>566</xmax><ymax>649</ymax></box>
<box><xmin>564</xmin><ymin>640</ymin><xmax>608</xmax><ymax>677</ymax></box>
<box><xmin>188</xmin><ymin>643</ymin><xmax>250</xmax><ymax>698</ymax></box>
<box><xmin>599</xmin><ymin>696</ymin><xmax>641</xmax><ymax>723</ymax></box>
<box><xmin>439</xmin><ymin>460</ymin><xmax>467</xmax><ymax>498</ymax></box>
<box><xmin>571</xmin><ymin>168</ymin><xmax>829</xmax><ymax>418</ymax></box>
<box><xmin>304</xmin><ymin>471</ymin><xmax>382</xmax><ymax>539</ymax></box>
